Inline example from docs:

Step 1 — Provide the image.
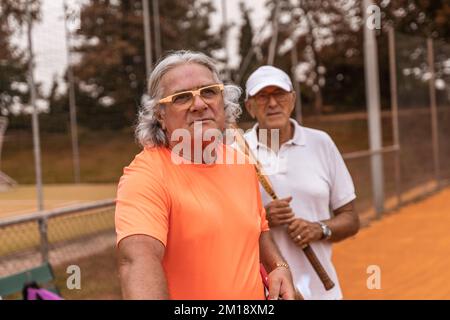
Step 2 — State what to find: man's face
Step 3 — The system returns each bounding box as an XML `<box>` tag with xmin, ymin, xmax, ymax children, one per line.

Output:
<box><xmin>246</xmin><ymin>86</ymin><xmax>295</xmax><ymax>130</ymax></box>
<box><xmin>159</xmin><ymin>63</ymin><xmax>226</xmax><ymax>145</ymax></box>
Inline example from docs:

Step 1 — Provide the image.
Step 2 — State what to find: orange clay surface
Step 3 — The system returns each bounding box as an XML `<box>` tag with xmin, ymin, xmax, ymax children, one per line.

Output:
<box><xmin>0</xmin><ymin>184</ymin><xmax>117</xmax><ymax>219</ymax></box>
<box><xmin>333</xmin><ymin>187</ymin><xmax>450</xmax><ymax>299</ymax></box>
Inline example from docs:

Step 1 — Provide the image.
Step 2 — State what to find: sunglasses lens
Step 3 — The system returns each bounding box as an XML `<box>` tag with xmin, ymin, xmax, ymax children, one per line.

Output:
<box><xmin>254</xmin><ymin>91</ymin><xmax>290</xmax><ymax>106</ymax></box>
<box><xmin>172</xmin><ymin>92</ymin><xmax>193</xmax><ymax>105</ymax></box>
<box><xmin>165</xmin><ymin>85</ymin><xmax>223</xmax><ymax>108</ymax></box>
<box><xmin>200</xmin><ymin>86</ymin><xmax>221</xmax><ymax>100</ymax></box>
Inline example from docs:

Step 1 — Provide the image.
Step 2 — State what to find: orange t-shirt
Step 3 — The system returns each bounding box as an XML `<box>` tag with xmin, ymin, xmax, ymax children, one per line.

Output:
<box><xmin>115</xmin><ymin>144</ymin><xmax>269</xmax><ymax>299</ymax></box>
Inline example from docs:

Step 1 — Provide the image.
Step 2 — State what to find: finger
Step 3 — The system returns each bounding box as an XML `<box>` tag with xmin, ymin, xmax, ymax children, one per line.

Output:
<box><xmin>265</xmin><ymin>200</ymin><xmax>286</xmax><ymax>211</ymax></box>
<box><xmin>289</xmin><ymin>224</ymin><xmax>307</xmax><ymax>236</ymax></box>
<box><xmin>291</xmin><ymin>233</ymin><xmax>304</xmax><ymax>243</ymax></box>
<box><xmin>279</xmin><ymin>196</ymin><xmax>293</xmax><ymax>203</ymax></box>
<box><xmin>270</xmin><ymin>208</ymin><xmax>293</xmax><ymax>216</ymax></box>
<box><xmin>287</xmin><ymin>218</ymin><xmax>301</xmax><ymax>230</ymax></box>
<box><xmin>280</xmin><ymin>282</ymin><xmax>295</xmax><ymax>300</ymax></box>
<box><xmin>268</xmin><ymin>276</ymin><xmax>281</xmax><ymax>300</ymax></box>
<box><xmin>280</xmin><ymin>217</ymin><xmax>296</xmax><ymax>225</ymax></box>
<box><xmin>298</xmin><ymin>234</ymin><xmax>313</xmax><ymax>247</ymax></box>
<box><xmin>276</xmin><ymin>212</ymin><xmax>295</xmax><ymax>219</ymax></box>
<box><xmin>275</xmin><ymin>197</ymin><xmax>293</xmax><ymax>207</ymax></box>
<box><xmin>270</xmin><ymin>202</ymin><xmax>292</xmax><ymax>211</ymax></box>
<box><xmin>287</xmin><ymin>223</ymin><xmax>299</xmax><ymax>234</ymax></box>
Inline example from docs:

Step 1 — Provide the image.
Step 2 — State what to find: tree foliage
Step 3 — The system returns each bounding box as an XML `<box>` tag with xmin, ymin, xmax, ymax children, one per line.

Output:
<box><xmin>71</xmin><ymin>0</ymin><xmax>221</xmax><ymax>130</ymax></box>
<box><xmin>0</xmin><ymin>0</ymin><xmax>41</xmax><ymax>119</ymax></box>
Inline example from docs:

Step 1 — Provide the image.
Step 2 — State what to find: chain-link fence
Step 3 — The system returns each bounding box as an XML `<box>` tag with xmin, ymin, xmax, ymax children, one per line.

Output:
<box><xmin>298</xmin><ymin>31</ymin><xmax>450</xmax><ymax>224</ymax></box>
<box><xmin>0</xmin><ymin>199</ymin><xmax>116</xmax><ymax>298</ymax></box>
<box><xmin>395</xmin><ymin>33</ymin><xmax>450</xmax><ymax>195</ymax></box>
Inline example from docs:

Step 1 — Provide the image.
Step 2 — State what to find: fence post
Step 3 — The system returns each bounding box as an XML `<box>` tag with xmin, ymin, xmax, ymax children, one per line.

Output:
<box><xmin>387</xmin><ymin>26</ymin><xmax>402</xmax><ymax>208</ymax></box>
<box><xmin>38</xmin><ymin>217</ymin><xmax>49</xmax><ymax>263</ymax></box>
<box><xmin>290</xmin><ymin>47</ymin><xmax>303</xmax><ymax>124</ymax></box>
<box><xmin>26</xmin><ymin>0</ymin><xmax>44</xmax><ymax>212</ymax></box>
<box><xmin>427</xmin><ymin>37</ymin><xmax>441</xmax><ymax>191</ymax></box>
<box><xmin>142</xmin><ymin>0</ymin><xmax>153</xmax><ymax>80</ymax></box>
<box><xmin>363</xmin><ymin>0</ymin><xmax>385</xmax><ymax>218</ymax></box>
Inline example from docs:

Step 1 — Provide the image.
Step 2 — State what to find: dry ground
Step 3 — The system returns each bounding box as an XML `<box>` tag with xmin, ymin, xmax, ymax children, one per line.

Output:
<box><xmin>333</xmin><ymin>187</ymin><xmax>450</xmax><ymax>299</ymax></box>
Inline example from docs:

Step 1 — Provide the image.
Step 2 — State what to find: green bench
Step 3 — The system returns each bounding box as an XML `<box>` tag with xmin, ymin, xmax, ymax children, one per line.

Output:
<box><xmin>0</xmin><ymin>262</ymin><xmax>59</xmax><ymax>299</ymax></box>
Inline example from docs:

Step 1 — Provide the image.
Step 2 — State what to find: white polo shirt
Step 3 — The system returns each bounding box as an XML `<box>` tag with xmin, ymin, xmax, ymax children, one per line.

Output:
<box><xmin>243</xmin><ymin>119</ymin><xmax>356</xmax><ymax>300</ymax></box>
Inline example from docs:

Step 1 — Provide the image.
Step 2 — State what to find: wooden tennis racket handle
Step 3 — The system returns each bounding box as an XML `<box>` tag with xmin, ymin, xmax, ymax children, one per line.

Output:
<box><xmin>302</xmin><ymin>244</ymin><xmax>335</xmax><ymax>290</ymax></box>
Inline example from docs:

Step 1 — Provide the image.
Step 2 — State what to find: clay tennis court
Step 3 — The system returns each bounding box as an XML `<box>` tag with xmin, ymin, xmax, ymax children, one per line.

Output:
<box><xmin>0</xmin><ymin>184</ymin><xmax>116</xmax><ymax>219</ymax></box>
<box><xmin>333</xmin><ymin>187</ymin><xmax>450</xmax><ymax>299</ymax></box>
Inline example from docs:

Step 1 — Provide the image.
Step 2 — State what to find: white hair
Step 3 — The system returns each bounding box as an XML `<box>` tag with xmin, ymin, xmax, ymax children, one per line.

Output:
<box><xmin>135</xmin><ymin>50</ymin><xmax>242</xmax><ymax>147</ymax></box>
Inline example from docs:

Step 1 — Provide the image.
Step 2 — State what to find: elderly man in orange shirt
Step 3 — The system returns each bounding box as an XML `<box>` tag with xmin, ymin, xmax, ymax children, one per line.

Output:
<box><xmin>115</xmin><ymin>50</ymin><xmax>296</xmax><ymax>300</ymax></box>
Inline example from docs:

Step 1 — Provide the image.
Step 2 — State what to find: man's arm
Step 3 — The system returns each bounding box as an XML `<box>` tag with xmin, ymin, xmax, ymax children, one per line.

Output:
<box><xmin>323</xmin><ymin>201</ymin><xmax>360</xmax><ymax>242</ymax></box>
<box><xmin>117</xmin><ymin>234</ymin><xmax>169</xmax><ymax>299</ymax></box>
<box><xmin>288</xmin><ymin>201</ymin><xmax>360</xmax><ymax>247</ymax></box>
<box><xmin>259</xmin><ymin>231</ymin><xmax>296</xmax><ymax>300</ymax></box>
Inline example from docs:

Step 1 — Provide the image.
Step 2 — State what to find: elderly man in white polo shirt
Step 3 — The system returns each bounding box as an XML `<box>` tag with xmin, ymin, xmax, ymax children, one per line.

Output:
<box><xmin>243</xmin><ymin>65</ymin><xmax>360</xmax><ymax>300</ymax></box>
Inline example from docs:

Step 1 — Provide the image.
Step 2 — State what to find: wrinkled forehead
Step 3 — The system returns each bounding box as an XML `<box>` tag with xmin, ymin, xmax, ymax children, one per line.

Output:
<box><xmin>160</xmin><ymin>63</ymin><xmax>219</xmax><ymax>96</ymax></box>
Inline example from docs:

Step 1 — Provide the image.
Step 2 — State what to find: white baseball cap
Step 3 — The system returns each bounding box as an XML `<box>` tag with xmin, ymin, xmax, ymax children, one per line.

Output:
<box><xmin>245</xmin><ymin>65</ymin><xmax>293</xmax><ymax>99</ymax></box>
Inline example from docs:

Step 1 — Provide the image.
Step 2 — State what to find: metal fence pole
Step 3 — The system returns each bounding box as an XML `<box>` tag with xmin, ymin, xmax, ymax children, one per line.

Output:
<box><xmin>38</xmin><ymin>217</ymin><xmax>49</xmax><ymax>263</ymax></box>
<box><xmin>26</xmin><ymin>1</ymin><xmax>44</xmax><ymax>212</ymax></box>
<box><xmin>363</xmin><ymin>0</ymin><xmax>385</xmax><ymax>217</ymax></box>
<box><xmin>427</xmin><ymin>37</ymin><xmax>441</xmax><ymax>190</ymax></box>
<box><xmin>267</xmin><ymin>1</ymin><xmax>280</xmax><ymax>65</ymax></box>
<box><xmin>64</xmin><ymin>0</ymin><xmax>81</xmax><ymax>184</ymax></box>
<box><xmin>142</xmin><ymin>0</ymin><xmax>153</xmax><ymax>80</ymax></box>
<box><xmin>221</xmin><ymin>0</ymin><xmax>228</xmax><ymax>66</ymax></box>
<box><xmin>152</xmin><ymin>0</ymin><xmax>162</xmax><ymax>60</ymax></box>
<box><xmin>290</xmin><ymin>47</ymin><xmax>303</xmax><ymax>124</ymax></box>
<box><xmin>387</xmin><ymin>26</ymin><xmax>402</xmax><ymax>208</ymax></box>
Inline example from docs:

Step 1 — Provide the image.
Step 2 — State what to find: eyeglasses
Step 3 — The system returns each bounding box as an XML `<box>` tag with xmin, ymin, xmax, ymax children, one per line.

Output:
<box><xmin>251</xmin><ymin>90</ymin><xmax>292</xmax><ymax>107</ymax></box>
<box><xmin>158</xmin><ymin>84</ymin><xmax>224</xmax><ymax>109</ymax></box>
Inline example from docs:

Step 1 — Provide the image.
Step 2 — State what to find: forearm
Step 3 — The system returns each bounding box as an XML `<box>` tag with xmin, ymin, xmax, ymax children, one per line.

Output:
<box><xmin>259</xmin><ymin>231</ymin><xmax>287</xmax><ymax>272</ymax></box>
<box><xmin>323</xmin><ymin>205</ymin><xmax>359</xmax><ymax>242</ymax></box>
<box><xmin>119</xmin><ymin>255</ymin><xmax>169</xmax><ymax>299</ymax></box>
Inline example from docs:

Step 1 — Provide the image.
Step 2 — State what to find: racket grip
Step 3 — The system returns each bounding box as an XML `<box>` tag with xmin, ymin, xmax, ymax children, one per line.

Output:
<box><xmin>302</xmin><ymin>244</ymin><xmax>335</xmax><ymax>291</ymax></box>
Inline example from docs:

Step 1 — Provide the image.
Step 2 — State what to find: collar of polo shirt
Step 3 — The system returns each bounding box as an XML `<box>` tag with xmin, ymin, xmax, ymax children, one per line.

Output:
<box><xmin>246</xmin><ymin>119</ymin><xmax>306</xmax><ymax>151</ymax></box>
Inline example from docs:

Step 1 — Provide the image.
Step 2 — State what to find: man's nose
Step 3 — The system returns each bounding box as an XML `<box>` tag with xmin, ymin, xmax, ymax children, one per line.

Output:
<box><xmin>189</xmin><ymin>94</ymin><xmax>208</xmax><ymax>111</ymax></box>
<box><xmin>268</xmin><ymin>94</ymin><xmax>278</xmax><ymax>108</ymax></box>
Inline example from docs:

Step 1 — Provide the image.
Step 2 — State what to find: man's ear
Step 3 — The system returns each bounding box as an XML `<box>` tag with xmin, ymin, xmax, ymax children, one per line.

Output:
<box><xmin>289</xmin><ymin>91</ymin><xmax>296</xmax><ymax>114</ymax></box>
<box><xmin>156</xmin><ymin>108</ymin><xmax>166</xmax><ymax>130</ymax></box>
<box><xmin>245</xmin><ymin>100</ymin><xmax>256</xmax><ymax>119</ymax></box>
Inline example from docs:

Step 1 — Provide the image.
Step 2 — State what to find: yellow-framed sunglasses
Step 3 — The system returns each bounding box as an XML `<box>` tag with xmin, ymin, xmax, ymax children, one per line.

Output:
<box><xmin>158</xmin><ymin>84</ymin><xmax>224</xmax><ymax>109</ymax></box>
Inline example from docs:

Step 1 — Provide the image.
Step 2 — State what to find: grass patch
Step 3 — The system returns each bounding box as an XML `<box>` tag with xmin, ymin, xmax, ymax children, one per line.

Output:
<box><xmin>2</xmin><ymin>129</ymin><xmax>140</xmax><ymax>184</ymax></box>
<box><xmin>54</xmin><ymin>246</ymin><xmax>122</xmax><ymax>300</ymax></box>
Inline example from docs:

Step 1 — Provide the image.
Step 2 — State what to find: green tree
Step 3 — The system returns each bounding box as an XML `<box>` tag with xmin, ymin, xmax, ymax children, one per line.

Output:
<box><xmin>259</xmin><ymin>0</ymin><xmax>363</xmax><ymax>114</ymax></box>
<box><xmin>72</xmin><ymin>0</ymin><xmax>222</xmax><ymax>130</ymax></box>
<box><xmin>233</xmin><ymin>1</ymin><xmax>263</xmax><ymax>121</ymax></box>
<box><xmin>236</xmin><ymin>2</ymin><xmax>260</xmax><ymax>83</ymax></box>
<box><xmin>0</xmin><ymin>0</ymin><xmax>41</xmax><ymax>122</ymax></box>
<box><xmin>378</xmin><ymin>0</ymin><xmax>450</xmax><ymax>39</ymax></box>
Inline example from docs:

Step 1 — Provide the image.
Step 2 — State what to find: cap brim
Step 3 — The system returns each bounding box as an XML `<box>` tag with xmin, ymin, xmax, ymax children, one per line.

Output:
<box><xmin>247</xmin><ymin>80</ymin><xmax>292</xmax><ymax>98</ymax></box>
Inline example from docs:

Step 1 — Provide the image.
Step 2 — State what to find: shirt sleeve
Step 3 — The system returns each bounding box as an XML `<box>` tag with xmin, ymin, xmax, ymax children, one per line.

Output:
<box><xmin>115</xmin><ymin>151</ymin><xmax>171</xmax><ymax>247</ymax></box>
<box><xmin>326</xmin><ymin>136</ymin><xmax>357</xmax><ymax>211</ymax></box>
